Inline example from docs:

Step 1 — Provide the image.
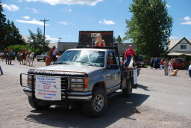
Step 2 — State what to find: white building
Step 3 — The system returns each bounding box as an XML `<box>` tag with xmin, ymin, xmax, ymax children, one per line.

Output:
<box><xmin>57</xmin><ymin>42</ymin><xmax>78</xmax><ymax>52</ymax></box>
<box><xmin>48</xmin><ymin>43</ymin><xmax>58</xmax><ymax>48</ymax></box>
<box><xmin>168</xmin><ymin>37</ymin><xmax>191</xmax><ymax>56</ymax></box>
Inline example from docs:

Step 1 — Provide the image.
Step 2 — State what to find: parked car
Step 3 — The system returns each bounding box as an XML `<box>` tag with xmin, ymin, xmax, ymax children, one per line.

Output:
<box><xmin>150</xmin><ymin>57</ymin><xmax>161</xmax><ymax>69</ymax></box>
<box><xmin>20</xmin><ymin>47</ymin><xmax>139</xmax><ymax>117</ymax></box>
<box><xmin>0</xmin><ymin>52</ymin><xmax>4</xmax><ymax>59</ymax></box>
<box><xmin>135</xmin><ymin>56</ymin><xmax>145</xmax><ymax>68</ymax></box>
<box><xmin>36</xmin><ymin>53</ymin><xmax>47</xmax><ymax>62</ymax></box>
<box><xmin>172</xmin><ymin>58</ymin><xmax>187</xmax><ymax>69</ymax></box>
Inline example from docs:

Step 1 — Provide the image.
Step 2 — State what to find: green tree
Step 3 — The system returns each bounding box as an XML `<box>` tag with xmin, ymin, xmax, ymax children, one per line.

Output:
<box><xmin>4</xmin><ymin>20</ymin><xmax>25</xmax><ymax>46</ymax></box>
<box><xmin>125</xmin><ymin>0</ymin><xmax>172</xmax><ymax>57</ymax></box>
<box><xmin>0</xmin><ymin>2</ymin><xmax>7</xmax><ymax>50</ymax></box>
<box><xmin>28</xmin><ymin>28</ymin><xmax>50</xmax><ymax>54</ymax></box>
<box><xmin>116</xmin><ymin>35</ymin><xmax>123</xmax><ymax>43</ymax></box>
<box><xmin>0</xmin><ymin>2</ymin><xmax>25</xmax><ymax>50</ymax></box>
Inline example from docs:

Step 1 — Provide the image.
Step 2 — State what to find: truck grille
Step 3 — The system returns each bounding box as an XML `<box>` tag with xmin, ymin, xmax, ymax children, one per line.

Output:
<box><xmin>61</xmin><ymin>77</ymin><xmax>69</xmax><ymax>90</ymax></box>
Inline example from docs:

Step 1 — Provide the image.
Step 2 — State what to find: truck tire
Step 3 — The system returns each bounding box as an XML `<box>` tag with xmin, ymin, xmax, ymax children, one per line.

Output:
<box><xmin>28</xmin><ymin>97</ymin><xmax>50</xmax><ymax>110</ymax></box>
<box><xmin>83</xmin><ymin>88</ymin><xmax>108</xmax><ymax>117</ymax></box>
<box><xmin>122</xmin><ymin>79</ymin><xmax>132</xmax><ymax>96</ymax></box>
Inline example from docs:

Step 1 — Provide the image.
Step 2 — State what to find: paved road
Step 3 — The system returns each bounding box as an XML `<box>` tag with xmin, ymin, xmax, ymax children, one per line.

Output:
<box><xmin>0</xmin><ymin>61</ymin><xmax>191</xmax><ymax>128</ymax></box>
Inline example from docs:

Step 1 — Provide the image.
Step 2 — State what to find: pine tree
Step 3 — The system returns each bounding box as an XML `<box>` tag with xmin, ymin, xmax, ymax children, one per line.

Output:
<box><xmin>116</xmin><ymin>35</ymin><xmax>122</xmax><ymax>43</ymax></box>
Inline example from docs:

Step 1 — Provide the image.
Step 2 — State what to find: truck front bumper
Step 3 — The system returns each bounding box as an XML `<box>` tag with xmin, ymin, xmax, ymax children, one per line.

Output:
<box><xmin>23</xmin><ymin>87</ymin><xmax>92</xmax><ymax>101</ymax></box>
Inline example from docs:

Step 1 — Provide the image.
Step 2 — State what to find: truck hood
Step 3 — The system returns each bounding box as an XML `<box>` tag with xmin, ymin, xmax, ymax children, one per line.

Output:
<box><xmin>30</xmin><ymin>64</ymin><xmax>104</xmax><ymax>75</ymax></box>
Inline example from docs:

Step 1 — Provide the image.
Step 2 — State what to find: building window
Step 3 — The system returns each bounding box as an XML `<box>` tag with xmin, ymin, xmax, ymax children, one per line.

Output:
<box><xmin>180</xmin><ymin>44</ymin><xmax>187</xmax><ymax>50</ymax></box>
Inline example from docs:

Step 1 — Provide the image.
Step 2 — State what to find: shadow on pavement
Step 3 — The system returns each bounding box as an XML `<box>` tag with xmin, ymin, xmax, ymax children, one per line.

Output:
<box><xmin>25</xmin><ymin>93</ymin><xmax>149</xmax><ymax>128</ymax></box>
<box><xmin>137</xmin><ymin>84</ymin><xmax>150</xmax><ymax>91</ymax></box>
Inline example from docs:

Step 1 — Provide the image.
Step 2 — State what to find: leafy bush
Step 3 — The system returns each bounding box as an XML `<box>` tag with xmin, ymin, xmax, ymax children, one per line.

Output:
<box><xmin>7</xmin><ymin>44</ymin><xmax>30</xmax><ymax>52</ymax></box>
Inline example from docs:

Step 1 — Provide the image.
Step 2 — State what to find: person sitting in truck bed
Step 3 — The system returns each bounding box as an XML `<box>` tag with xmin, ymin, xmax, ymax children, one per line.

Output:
<box><xmin>95</xmin><ymin>33</ymin><xmax>106</xmax><ymax>47</ymax></box>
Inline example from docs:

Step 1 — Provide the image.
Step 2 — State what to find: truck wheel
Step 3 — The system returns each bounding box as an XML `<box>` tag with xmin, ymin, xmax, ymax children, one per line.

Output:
<box><xmin>28</xmin><ymin>97</ymin><xmax>50</xmax><ymax>110</ymax></box>
<box><xmin>83</xmin><ymin>88</ymin><xmax>108</xmax><ymax>117</ymax></box>
<box><xmin>122</xmin><ymin>79</ymin><xmax>132</xmax><ymax>96</ymax></box>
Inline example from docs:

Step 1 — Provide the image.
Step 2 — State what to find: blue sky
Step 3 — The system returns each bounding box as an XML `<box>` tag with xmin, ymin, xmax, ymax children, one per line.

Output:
<box><xmin>1</xmin><ymin>0</ymin><xmax>191</xmax><ymax>42</ymax></box>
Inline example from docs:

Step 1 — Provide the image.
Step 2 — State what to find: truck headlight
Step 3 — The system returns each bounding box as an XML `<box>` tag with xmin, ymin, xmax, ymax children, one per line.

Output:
<box><xmin>70</xmin><ymin>78</ymin><xmax>88</xmax><ymax>89</ymax></box>
<box><xmin>71</xmin><ymin>78</ymin><xmax>84</xmax><ymax>88</ymax></box>
<box><xmin>27</xmin><ymin>75</ymin><xmax>33</xmax><ymax>87</ymax></box>
<box><xmin>71</xmin><ymin>78</ymin><xmax>84</xmax><ymax>83</ymax></box>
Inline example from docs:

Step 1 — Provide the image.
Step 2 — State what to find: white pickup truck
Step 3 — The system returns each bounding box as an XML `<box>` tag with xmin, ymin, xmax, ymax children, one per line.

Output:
<box><xmin>20</xmin><ymin>47</ymin><xmax>139</xmax><ymax>117</ymax></box>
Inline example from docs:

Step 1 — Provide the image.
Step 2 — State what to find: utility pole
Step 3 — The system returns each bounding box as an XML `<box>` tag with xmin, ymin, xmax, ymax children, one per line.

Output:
<box><xmin>40</xmin><ymin>18</ymin><xmax>49</xmax><ymax>50</ymax></box>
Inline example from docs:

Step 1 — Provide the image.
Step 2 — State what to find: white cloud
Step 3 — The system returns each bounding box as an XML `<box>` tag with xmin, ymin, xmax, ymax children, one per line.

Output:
<box><xmin>25</xmin><ymin>7</ymin><xmax>39</xmax><ymax>14</ymax></box>
<box><xmin>58</xmin><ymin>21</ymin><xmax>69</xmax><ymax>25</ymax></box>
<box><xmin>181</xmin><ymin>21</ymin><xmax>191</xmax><ymax>25</ymax></box>
<box><xmin>46</xmin><ymin>35</ymin><xmax>58</xmax><ymax>42</ymax></box>
<box><xmin>183</xmin><ymin>16</ymin><xmax>191</xmax><ymax>21</ymax></box>
<box><xmin>2</xmin><ymin>4</ymin><xmax>19</xmax><ymax>12</ymax></box>
<box><xmin>166</xmin><ymin>4</ymin><xmax>171</xmax><ymax>8</ymax></box>
<box><xmin>29</xmin><ymin>8</ymin><xmax>39</xmax><ymax>13</ymax></box>
<box><xmin>181</xmin><ymin>16</ymin><xmax>191</xmax><ymax>25</ymax></box>
<box><xmin>20</xmin><ymin>0</ymin><xmax>103</xmax><ymax>6</ymax></box>
<box><xmin>99</xmin><ymin>19</ymin><xmax>115</xmax><ymax>25</ymax></box>
<box><xmin>22</xmin><ymin>16</ymin><xmax>31</xmax><ymax>20</ymax></box>
<box><xmin>16</xmin><ymin>19</ymin><xmax>45</xmax><ymax>26</ymax></box>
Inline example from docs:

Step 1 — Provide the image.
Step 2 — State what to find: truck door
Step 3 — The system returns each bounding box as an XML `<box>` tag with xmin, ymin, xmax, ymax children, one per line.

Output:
<box><xmin>105</xmin><ymin>51</ymin><xmax>121</xmax><ymax>91</ymax></box>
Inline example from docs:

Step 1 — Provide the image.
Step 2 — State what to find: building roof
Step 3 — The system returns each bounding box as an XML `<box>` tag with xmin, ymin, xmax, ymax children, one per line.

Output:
<box><xmin>168</xmin><ymin>37</ymin><xmax>191</xmax><ymax>52</ymax></box>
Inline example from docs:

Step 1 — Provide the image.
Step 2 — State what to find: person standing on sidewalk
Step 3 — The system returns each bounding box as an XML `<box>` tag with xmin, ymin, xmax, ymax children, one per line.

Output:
<box><xmin>168</xmin><ymin>59</ymin><xmax>173</xmax><ymax>73</ymax></box>
<box><xmin>0</xmin><ymin>65</ymin><xmax>3</xmax><ymax>75</ymax></box>
<box><xmin>160</xmin><ymin>59</ymin><xmax>164</xmax><ymax>70</ymax></box>
<box><xmin>188</xmin><ymin>61</ymin><xmax>191</xmax><ymax>78</ymax></box>
<box><xmin>163</xmin><ymin>59</ymin><xmax>169</xmax><ymax>76</ymax></box>
<box><xmin>7</xmin><ymin>49</ymin><xmax>14</xmax><ymax>65</ymax></box>
<box><xmin>4</xmin><ymin>48</ymin><xmax>9</xmax><ymax>64</ymax></box>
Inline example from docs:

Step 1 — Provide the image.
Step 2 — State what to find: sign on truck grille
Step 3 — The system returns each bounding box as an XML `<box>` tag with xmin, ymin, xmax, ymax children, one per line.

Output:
<box><xmin>35</xmin><ymin>75</ymin><xmax>61</xmax><ymax>101</ymax></box>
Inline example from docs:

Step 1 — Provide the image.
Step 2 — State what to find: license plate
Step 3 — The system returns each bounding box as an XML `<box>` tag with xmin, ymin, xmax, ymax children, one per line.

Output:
<box><xmin>35</xmin><ymin>75</ymin><xmax>61</xmax><ymax>101</ymax></box>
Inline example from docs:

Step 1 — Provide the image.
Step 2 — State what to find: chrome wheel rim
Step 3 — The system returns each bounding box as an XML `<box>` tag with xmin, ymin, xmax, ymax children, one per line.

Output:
<box><xmin>92</xmin><ymin>94</ymin><xmax>104</xmax><ymax>112</ymax></box>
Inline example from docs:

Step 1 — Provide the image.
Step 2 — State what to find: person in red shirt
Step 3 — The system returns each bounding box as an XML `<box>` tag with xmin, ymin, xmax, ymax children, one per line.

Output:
<box><xmin>124</xmin><ymin>45</ymin><xmax>136</xmax><ymax>57</ymax></box>
<box><xmin>123</xmin><ymin>45</ymin><xmax>136</xmax><ymax>67</ymax></box>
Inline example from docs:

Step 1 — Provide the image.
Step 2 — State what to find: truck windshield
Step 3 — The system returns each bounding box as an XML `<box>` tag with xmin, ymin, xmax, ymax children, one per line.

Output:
<box><xmin>55</xmin><ymin>50</ymin><xmax>105</xmax><ymax>67</ymax></box>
